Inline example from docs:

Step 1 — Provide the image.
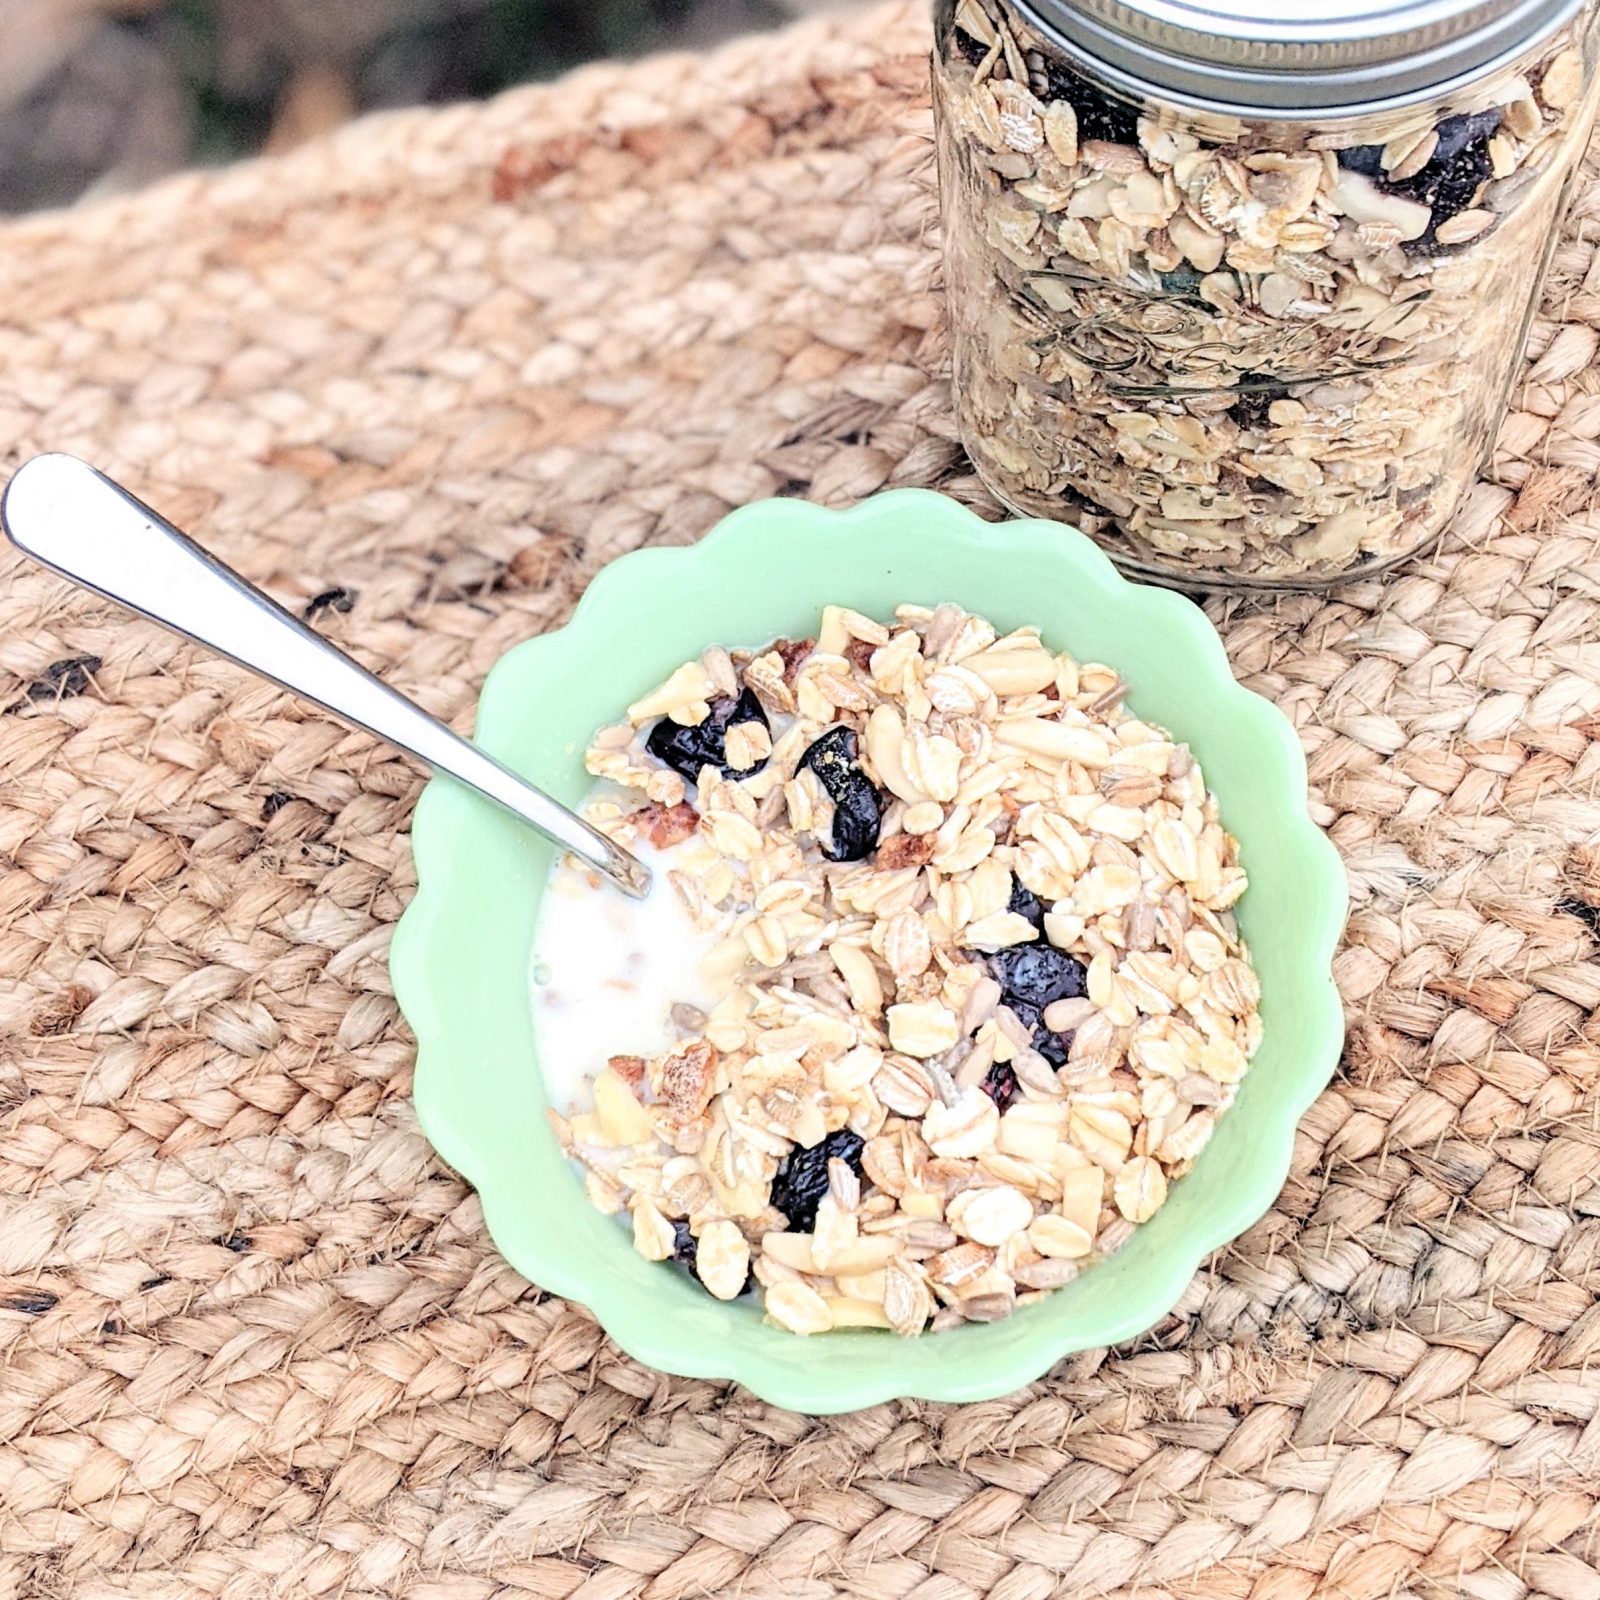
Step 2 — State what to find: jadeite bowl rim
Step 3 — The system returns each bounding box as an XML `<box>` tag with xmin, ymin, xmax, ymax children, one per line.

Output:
<box><xmin>390</xmin><ymin>488</ymin><xmax>1347</xmax><ymax>1413</ymax></box>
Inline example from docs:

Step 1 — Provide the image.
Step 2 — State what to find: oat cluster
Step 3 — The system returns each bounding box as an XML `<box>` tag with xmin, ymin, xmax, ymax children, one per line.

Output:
<box><xmin>936</xmin><ymin>0</ymin><xmax>1591</xmax><ymax>582</ymax></box>
<box><xmin>550</xmin><ymin>603</ymin><xmax>1259</xmax><ymax>1335</ymax></box>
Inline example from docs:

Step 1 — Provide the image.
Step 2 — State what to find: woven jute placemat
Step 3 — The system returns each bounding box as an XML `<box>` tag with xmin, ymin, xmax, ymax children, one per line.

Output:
<box><xmin>1</xmin><ymin>5</ymin><xmax>1597</xmax><ymax>1595</ymax></box>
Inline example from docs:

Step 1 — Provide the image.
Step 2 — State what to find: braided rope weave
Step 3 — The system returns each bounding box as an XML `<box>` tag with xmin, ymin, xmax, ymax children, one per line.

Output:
<box><xmin>0</xmin><ymin>5</ymin><xmax>1596</xmax><ymax>1594</ymax></box>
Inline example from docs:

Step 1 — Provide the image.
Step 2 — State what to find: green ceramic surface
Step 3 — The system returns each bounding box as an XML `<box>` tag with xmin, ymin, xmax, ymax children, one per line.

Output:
<box><xmin>390</xmin><ymin>489</ymin><xmax>1347</xmax><ymax>1413</ymax></box>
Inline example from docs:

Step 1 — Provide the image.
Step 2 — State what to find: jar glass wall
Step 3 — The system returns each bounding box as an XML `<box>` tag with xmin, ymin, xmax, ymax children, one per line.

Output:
<box><xmin>933</xmin><ymin>0</ymin><xmax>1600</xmax><ymax>587</ymax></box>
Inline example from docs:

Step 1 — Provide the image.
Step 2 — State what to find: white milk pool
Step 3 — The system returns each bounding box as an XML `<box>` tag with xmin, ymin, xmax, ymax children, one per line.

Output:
<box><xmin>529</xmin><ymin>837</ymin><xmax>729</xmax><ymax>1111</ymax></box>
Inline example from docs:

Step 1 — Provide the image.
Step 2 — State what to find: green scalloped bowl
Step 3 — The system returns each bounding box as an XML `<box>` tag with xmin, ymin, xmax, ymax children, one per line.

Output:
<box><xmin>390</xmin><ymin>489</ymin><xmax>1346</xmax><ymax>1412</ymax></box>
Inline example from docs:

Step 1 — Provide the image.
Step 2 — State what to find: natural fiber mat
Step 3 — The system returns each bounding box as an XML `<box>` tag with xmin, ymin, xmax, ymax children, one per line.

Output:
<box><xmin>1</xmin><ymin>4</ymin><xmax>1597</xmax><ymax>1595</ymax></box>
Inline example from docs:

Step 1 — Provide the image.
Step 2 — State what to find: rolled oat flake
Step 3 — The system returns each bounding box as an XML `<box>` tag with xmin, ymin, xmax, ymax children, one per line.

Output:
<box><xmin>933</xmin><ymin>0</ymin><xmax>1600</xmax><ymax>584</ymax></box>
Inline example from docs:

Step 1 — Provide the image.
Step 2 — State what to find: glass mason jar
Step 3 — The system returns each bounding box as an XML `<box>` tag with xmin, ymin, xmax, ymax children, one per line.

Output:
<box><xmin>933</xmin><ymin>0</ymin><xmax>1600</xmax><ymax>587</ymax></box>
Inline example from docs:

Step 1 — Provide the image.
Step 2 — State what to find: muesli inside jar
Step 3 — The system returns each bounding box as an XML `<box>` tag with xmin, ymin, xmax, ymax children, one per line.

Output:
<box><xmin>933</xmin><ymin>0</ymin><xmax>1600</xmax><ymax>585</ymax></box>
<box><xmin>535</xmin><ymin>605</ymin><xmax>1260</xmax><ymax>1336</ymax></box>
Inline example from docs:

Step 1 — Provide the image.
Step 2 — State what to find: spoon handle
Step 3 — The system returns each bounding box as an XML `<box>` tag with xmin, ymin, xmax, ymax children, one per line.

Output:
<box><xmin>1</xmin><ymin>453</ymin><xmax>651</xmax><ymax>899</ymax></box>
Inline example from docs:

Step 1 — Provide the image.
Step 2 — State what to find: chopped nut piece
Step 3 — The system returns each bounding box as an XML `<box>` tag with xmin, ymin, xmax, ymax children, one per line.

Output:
<box><xmin>632</xmin><ymin>800</ymin><xmax>699</xmax><ymax>848</ymax></box>
<box><xmin>967</xmin><ymin>647</ymin><xmax>1058</xmax><ymax>696</ymax></box>
<box><xmin>1042</xmin><ymin>997</ymin><xmax>1095</xmax><ymax>1034</ymax></box>
<box><xmin>1057</xmin><ymin>1165</ymin><xmax>1105</xmax><ymax>1237</ymax></box>
<box><xmin>876</xmin><ymin>831</ymin><xmax>938</xmax><ymax>869</ymax></box>
<box><xmin>1541</xmin><ymin>47</ymin><xmax>1582</xmax><ymax>108</ymax></box>
<box><xmin>656</xmin><ymin>1039</ymin><xmax>718</xmax><ymax>1119</ymax></box>
<box><xmin>608</xmin><ymin>1054</ymin><xmax>647</xmax><ymax>1089</ymax></box>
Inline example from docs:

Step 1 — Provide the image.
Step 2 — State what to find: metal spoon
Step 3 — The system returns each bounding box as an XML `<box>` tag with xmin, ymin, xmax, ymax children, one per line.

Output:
<box><xmin>1</xmin><ymin>453</ymin><xmax>652</xmax><ymax>899</ymax></box>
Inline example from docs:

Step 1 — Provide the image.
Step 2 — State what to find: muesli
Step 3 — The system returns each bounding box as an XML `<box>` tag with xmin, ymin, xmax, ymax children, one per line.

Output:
<box><xmin>934</xmin><ymin>0</ymin><xmax>1597</xmax><ymax>582</ymax></box>
<box><xmin>543</xmin><ymin>604</ymin><xmax>1259</xmax><ymax>1334</ymax></box>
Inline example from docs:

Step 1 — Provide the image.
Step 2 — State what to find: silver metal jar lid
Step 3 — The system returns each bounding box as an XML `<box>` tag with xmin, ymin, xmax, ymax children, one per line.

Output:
<box><xmin>1017</xmin><ymin>0</ymin><xmax>1585</xmax><ymax>112</ymax></box>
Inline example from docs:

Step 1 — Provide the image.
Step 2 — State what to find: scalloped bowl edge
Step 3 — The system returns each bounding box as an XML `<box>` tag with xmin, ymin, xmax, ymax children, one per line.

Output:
<box><xmin>391</xmin><ymin>490</ymin><xmax>1347</xmax><ymax>1413</ymax></box>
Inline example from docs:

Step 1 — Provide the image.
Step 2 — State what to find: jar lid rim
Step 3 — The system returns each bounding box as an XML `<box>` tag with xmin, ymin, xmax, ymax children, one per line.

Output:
<box><xmin>1008</xmin><ymin>0</ymin><xmax>1584</xmax><ymax>109</ymax></box>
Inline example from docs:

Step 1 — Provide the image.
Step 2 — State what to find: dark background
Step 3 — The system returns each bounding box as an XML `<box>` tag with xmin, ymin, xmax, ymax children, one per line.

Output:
<box><xmin>0</xmin><ymin>0</ymin><xmax>844</xmax><ymax>215</ymax></box>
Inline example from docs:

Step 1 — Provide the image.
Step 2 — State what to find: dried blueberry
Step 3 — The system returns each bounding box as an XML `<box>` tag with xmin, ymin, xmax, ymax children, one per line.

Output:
<box><xmin>800</xmin><ymin>727</ymin><xmax>882</xmax><ymax>862</ymax></box>
<box><xmin>951</xmin><ymin>23</ymin><xmax>989</xmax><ymax>69</ymax></box>
<box><xmin>1042</xmin><ymin>59</ymin><xmax>1140</xmax><ymax>145</ymax></box>
<box><xmin>1403</xmin><ymin>143</ymin><xmax>1494</xmax><ymax>243</ymax></box>
<box><xmin>1335</xmin><ymin>143</ymin><xmax>1385</xmax><ymax>178</ymax></box>
<box><xmin>1007</xmin><ymin>877</ymin><xmax>1046</xmax><ymax>934</ymax></box>
<box><xmin>1032</xmin><ymin>1028</ymin><xmax>1070</xmax><ymax>1069</ymax></box>
<box><xmin>1158</xmin><ymin>264</ymin><xmax>1205</xmax><ymax>297</ymax></box>
<box><xmin>1229</xmin><ymin>372</ymin><xmax>1291</xmax><ymax>433</ymax></box>
<box><xmin>980</xmin><ymin>1062</ymin><xmax>1019</xmax><ymax>1112</ymax></box>
<box><xmin>1431</xmin><ymin>108</ymin><xmax>1502</xmax><ymax>166</ymax></box>
<box><xmin>1341</xmin><ymin>109</ymin><xmax>1500</xmax><ymax>254</ymax></box>
<box><xmin>770</xmin><ymin>1129</ymin><xmax>866</xmax><ymax>1232</ymax></box>
<box><xmin>646</xmin><ymin>687</ymin><xmax>769</xmax><ymax>783</ymax></box>
<box><xmin>671</xmin><ymin>1219</ymin><xmax>698</xmax><ymax>1269</ymax></box>
<box><xmin>826</xmin><ymin>779</ymin><xmax>882</xmax><ymax>861</ymax></box>
<box><xmin>959</xmin><ymin>921</ymin><xmax>1085</xmax><ymax>1077</ymax></box>
<box><xmin>1005</xmin><ymin>995</ymin><xmax>1043</xmax><ymax>1035</ymax></box>
<box><xmin>986</xmin><ymin>943</ymin><xmax>1088</xmax><ymax>1010</ymax></box>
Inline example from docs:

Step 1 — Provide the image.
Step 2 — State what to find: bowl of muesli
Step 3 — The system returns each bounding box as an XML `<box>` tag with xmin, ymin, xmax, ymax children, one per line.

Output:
<box><xmin>390</xmin><ymin>488</ymin><xmax>1345</xmax><ymax>1412</ymax></box>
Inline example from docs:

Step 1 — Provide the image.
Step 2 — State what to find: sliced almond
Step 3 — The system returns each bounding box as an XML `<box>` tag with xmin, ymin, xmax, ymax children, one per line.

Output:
<box><xmin>966</xmin><ymin>647</ymin><xmax>1058</xmax><ymax>696</ymax></box>
<box><xmin>830</xmin><ymin>941</ymin><xmax>884</xmax><ymax>1017</ymax></box>
<box><xmin>765</xmin><ymin>1280</ymin><xmax>833</xmax><ymax>1335</ymax></box>
<box><xmin>594</xmin><ymin>1067</ymin><xmax>656</xmax><ymax>1145</ymax></box>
